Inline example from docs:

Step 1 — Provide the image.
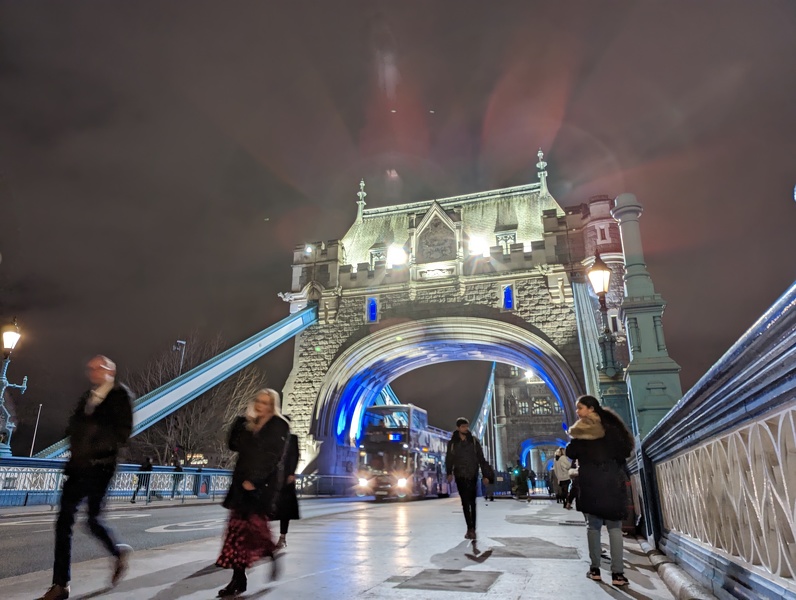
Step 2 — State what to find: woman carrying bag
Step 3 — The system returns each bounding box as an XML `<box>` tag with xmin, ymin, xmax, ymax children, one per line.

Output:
<box><xmin>566</xmin><ymin>395</ymin><xmax>634</xmax><ymax>587</ymax></box>
<box><xmin>215</xmin><ymin>389</ymin><xmax>290</xmax><ymax>597</ymax></box>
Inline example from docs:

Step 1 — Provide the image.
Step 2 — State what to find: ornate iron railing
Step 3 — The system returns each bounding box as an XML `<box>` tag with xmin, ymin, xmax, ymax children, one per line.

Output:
<box><xmin>642</xmin><ymin>281</ymin><xmax>796</xmax><ymax>599</ymax></box>
<box><xmin>0</xmin><ymin>465</ymin><xmax>231</xmax><ymax>507</ymax></box>
<box><xmin>656</xmin><ymin>405</ymin><xmax>795</xmax><ymax>580</ymax></box>
<box><xmin>0</xmin><ymin>462</ymin><xmax>359</xmax><ymax>508</ymax></box>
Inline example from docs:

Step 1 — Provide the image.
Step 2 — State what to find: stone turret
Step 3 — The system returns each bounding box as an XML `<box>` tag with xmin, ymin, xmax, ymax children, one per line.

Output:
<box><xmin>611</xmin><ymin>193</ymin><xmax>682</xmax><ymax>436</ymax></box>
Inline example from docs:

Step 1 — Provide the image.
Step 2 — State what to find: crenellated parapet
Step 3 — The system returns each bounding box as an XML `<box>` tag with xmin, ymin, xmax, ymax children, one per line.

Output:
<box><xmin>282</xmin><ymin>182</ymin><xmax>632</xmax><ymax>318</ymax></box>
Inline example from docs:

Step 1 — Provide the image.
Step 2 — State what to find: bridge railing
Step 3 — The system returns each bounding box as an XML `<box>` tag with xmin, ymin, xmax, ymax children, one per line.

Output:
<box><xmin>0</xmin><ymin>463</ymin><xmax>233</xmax><ymax>508</ymax></box>
<box><xmin>0</xmin><ymin>461</ymin><xmax>362</xmax><ymax>508</ymax></box>
<box><xmin>641</xmin><ymin>282</ymin><xmax>796</xmax><ymax>600</ymax></box>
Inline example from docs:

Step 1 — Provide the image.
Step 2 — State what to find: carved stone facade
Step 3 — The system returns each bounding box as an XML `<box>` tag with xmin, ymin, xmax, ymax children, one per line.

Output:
<box><xmin>280</xmin><ymin>171</ymin><xmax>627</xmax><ymax>475</ymax></box>
<box><xmin>416</xmin><ymin>216</ymin><xmax>457</xmax><ymax>263</ymax></box>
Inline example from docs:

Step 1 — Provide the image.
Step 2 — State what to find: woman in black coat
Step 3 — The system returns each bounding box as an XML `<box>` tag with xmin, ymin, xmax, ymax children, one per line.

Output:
<box><xmin>275</xmin><ymin>416</ymin><xmax>300</xmax><ymax>549</ymax></box>
<box><xmin>215</xmin><ymin>389</ymin><xmax>290</xmax><ymax>597</ymax></box>
<box><xmin>566</xmin><ymin>395</ymin><xmax>634</xmax><ymax>587</ymax></box>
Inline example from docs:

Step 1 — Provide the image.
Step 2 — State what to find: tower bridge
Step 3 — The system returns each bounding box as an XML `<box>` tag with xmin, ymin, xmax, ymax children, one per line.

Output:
<box><xmin>13</xmin><ymin>152</ymin><xmax>793</xmax><ymax>598</ymax></box>
<box><xmin>278</xmin><ymin>153</ymin><xmax>674</xmax><ymax>475</ymax></box>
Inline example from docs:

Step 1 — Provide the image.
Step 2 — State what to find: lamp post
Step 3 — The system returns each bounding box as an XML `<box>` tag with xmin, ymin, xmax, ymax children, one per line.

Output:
<box><xmin>173</xmin><ymin>340</ymin><xmax>187</xmax><ymax>376</ymax></box>
<box><xmin>587</xmin><ymin>253</ymin><xmax>633</xmax><ymax>431</ymax></box>
<box><xmin>587</xmin><ymin>252</ymin><xmax>620</xmax><ymax>378</ymax></box>
<box><xmin>0</xmin><ymin>320</ymin><xmax>28</xmax><ymax>458</ymax></box>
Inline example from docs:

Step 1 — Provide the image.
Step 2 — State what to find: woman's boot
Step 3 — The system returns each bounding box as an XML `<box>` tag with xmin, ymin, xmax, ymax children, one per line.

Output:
<box><xmin>218</xmin><ymin>568</ymin><xmax>247</xmax><ymax>597</ymax></box>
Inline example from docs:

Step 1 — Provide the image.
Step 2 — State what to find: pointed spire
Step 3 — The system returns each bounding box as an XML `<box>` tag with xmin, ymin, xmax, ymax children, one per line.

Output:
<box><xmin>356</xmin><ymin>178</ymin><xmax>367</xmax><ymax>222</ymax></box>
<box><xmin>536</xmin><ymin>148</ymin><xmax>549</xmax><ymax>197</ymax></box>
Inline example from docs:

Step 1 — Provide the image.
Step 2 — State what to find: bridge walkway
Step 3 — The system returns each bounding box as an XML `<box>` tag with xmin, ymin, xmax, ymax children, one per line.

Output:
<box><xmin>0</xmin><ymin>496</ymin><xmax>681</xmax><ymax>599</ymax></box>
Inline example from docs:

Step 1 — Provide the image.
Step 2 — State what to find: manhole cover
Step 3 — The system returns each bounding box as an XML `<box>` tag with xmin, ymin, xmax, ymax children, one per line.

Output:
<box><xmin>396</xmin><ymin>569</ymin><xmax>501</xmax><ymax>593</ymax></box>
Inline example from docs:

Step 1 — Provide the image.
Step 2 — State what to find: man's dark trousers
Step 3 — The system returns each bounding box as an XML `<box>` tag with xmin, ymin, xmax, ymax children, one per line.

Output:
<box><xmin>53</xmin><ymin>465</ymin><xmax>120</xmax><ymax>586</ymax></box>
<box><xmin>456</xmin><ymin>477</ymin><xmax>478</xmax><ymax>530</ymax></box>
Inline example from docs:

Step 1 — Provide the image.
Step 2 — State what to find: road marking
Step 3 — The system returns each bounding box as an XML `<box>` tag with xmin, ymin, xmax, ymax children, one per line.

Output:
<box><xmin>145</xmin><ymin>518</ymin><xmax>225</xmax><ymax>533</ymax></box>
<box><xmin>0</xmin><ymin>513</ymin><xmax>150</xmax><ymax>527</ymax></box>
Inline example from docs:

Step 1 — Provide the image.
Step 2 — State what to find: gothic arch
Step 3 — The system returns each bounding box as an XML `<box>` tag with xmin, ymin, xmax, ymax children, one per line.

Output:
<box><xmin>311</xmin><ymin>317</ymin><xmax>582</xmax><ymax>446</ymax></box>
<box><xmin>518</xmin><ymin>435</ymin><xmax>569</xmax><ymax>469</ymax></box>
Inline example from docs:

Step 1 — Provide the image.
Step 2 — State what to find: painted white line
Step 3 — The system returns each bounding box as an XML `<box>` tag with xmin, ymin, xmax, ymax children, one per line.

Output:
<box><xmin>145</xmin><ymin>518</ymin><xmax>225</xmax><ymax>533</ymax></box>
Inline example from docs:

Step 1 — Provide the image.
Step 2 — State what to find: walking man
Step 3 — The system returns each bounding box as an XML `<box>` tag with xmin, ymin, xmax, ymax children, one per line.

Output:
<box><xmin>37</xmin><ymin>355</ymin><xmax>134</xmax><ymax>600</ymax></box>
<box><xmin>445</xmin><ymin>417</ymin><xmax>494</xmax><ymax>540</ymax></box>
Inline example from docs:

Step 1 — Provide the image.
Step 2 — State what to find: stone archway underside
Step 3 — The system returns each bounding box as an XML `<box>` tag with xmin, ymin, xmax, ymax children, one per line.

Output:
<box><xmin>519</xmin><ymin>435</ymin><xmax>569</xmax><ymax>469</ymax></box>
<box><xmin>313</xmin><ymin>317</ymin><xmax>583</xmax><ymax>445</ymax></box>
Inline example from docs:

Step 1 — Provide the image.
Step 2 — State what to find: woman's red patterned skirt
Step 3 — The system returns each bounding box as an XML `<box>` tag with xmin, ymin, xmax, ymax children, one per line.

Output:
<box><xmin>216</xmin><ymin>510</ymin><xmax>275</xmax><ymax>569</ymax></box>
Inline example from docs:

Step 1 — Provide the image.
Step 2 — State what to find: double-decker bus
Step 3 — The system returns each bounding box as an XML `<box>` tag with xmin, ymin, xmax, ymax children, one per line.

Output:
<box><xmin>355</xmin><ymin>404</ymin><xmax>451</xmax><ymax>500</ymax></box>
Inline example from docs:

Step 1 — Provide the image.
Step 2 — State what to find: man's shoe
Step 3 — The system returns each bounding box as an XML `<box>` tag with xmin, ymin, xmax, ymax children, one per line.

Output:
<box><xmin>586</xmin><ymin>567</ymin><xmax>602</xmax><ymax>581</ymax></box>
<box><xmin>612</xmin><ymin>573</ymin><xmax>629</xmax><ymax>586</ymax></box>
<box><xmin>37</xmin><ymin>584</ymin><xmax>70</xmax><ymax>600</ymax></box>
<box><xmin>111</xmin><ymin>545</ymin><xmax>132</xmax><ymax>587</ymax></box>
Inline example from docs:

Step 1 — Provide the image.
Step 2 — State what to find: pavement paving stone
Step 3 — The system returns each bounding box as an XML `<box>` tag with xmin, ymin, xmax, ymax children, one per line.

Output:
<box><xmin>0</xmin><ymin>497</ymin><xmax>682</xmax><ymax>599</ymax></box>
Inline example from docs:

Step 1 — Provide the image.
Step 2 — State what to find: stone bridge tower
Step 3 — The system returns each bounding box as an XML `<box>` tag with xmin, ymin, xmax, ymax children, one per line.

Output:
<box><xmin>279</xmin><ymin>153</ymin><xmax>628</xmax><ymax>474</ymax></box>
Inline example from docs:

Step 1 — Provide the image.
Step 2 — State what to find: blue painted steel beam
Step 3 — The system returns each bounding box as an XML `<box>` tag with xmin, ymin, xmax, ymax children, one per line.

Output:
<box><xmin>470</xmin><ymin>362</ymin><xmax>496</xmax><ymax>440</ymax></box>
<box><xmin>36</xmin><ymin>304</ymin><xmax>318</xmax><ymax>459</ymax></box>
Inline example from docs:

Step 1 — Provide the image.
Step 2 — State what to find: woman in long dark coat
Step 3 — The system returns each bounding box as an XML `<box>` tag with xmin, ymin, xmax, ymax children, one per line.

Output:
<box><xmin>216</xmin><ymin>389</ymin><xmax>290</xmax><ymax>597</ymax></box>
<box><xmin>275</xmin><ymin>416</ymin><xmax>300</xmax><ymax>549</ymax></box>
<box><xmin>566</xmin><ymin>395</ymin><xmax>634</xmax><ymax>588</ymax></box>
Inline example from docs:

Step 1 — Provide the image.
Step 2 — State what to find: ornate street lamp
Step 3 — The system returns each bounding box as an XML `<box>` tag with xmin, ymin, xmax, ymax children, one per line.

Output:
<box><xmin>585</xmin><ymin>251</ymin><xmax>637</xmax><ymax>435</ymax></box>
<box><xmin>587</xmin><ymin>252</ymin><xmax>612</xmax><ymax>324</ymax></box>
<box><xmin>0</xmin><ymin>320</ymin><xmax>28</xmax><ymax>457</ymax></box>
<box><xmin>587</xmin><ymin>253</ymin><xmax>619</xmax><ymax>378</ymax></box>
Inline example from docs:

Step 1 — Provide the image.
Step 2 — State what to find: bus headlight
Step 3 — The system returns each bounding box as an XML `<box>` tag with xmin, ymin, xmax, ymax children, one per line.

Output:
<box><xmin>397</xmin><ymin>478</ymin><xmax>407</xmax><ymax>487</ymax></box>
<box><xmin>358</xmin><ymin>478</ymin><xmax>369</xmax><ymax>487</ymax></box>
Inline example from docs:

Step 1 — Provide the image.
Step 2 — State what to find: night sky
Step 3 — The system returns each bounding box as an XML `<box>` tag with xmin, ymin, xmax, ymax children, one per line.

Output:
<box><xmin>1</xmin><ymin>1</ymin><xmax>794</xmax><ymax>453</ymax></box>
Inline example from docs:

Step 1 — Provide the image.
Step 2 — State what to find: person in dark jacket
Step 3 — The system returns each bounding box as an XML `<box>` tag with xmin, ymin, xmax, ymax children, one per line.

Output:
<box><xmin>37</xmin><ymin>355</ymin><xmax>134</xmax><ymax>600</ymax></box>
<box><xmin>566</xmin><ymin>395</ymin><xmax>634</xmax><ymax>588</ymax></box>
<box><xmin>130</xmin><ymin>457</ymin><xmax>153</xmax><ymax>503</ymax></box>
<box><xmin>170</xmin><ymin>458</ymin><xmax>184</xmax><ymax>498</ymax></box>
<box><xmin>445</xmin><ymin>417</ymin><xmax>494</xmax><ymax>540</ymax></box>
<box><xmin>215</xmin><ymin>388</ymin><xmax>290</xmax><ymax>597</ymax></box>
<box><xmin>275</xmin><ymin>416</ymin><xmax>300</xmax><ymax>549</ymax></box>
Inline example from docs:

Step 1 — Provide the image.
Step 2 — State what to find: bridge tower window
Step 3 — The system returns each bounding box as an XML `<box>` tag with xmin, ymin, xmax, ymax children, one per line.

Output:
<box><xmin>365</xmin><ymin>297</ymin><xmax>379</xmax><ymax>323</ymax></box>
<box><xmin>502</xmin><ymin>284</ymin><xmax>515</xmax><ymax>311</ymax></box>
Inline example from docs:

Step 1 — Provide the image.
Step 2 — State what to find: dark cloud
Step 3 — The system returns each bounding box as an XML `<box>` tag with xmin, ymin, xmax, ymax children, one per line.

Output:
<box><xmin>1</xmin><ymin>0</ymin><xmax>795</xmax><ymax>451</ymax></box>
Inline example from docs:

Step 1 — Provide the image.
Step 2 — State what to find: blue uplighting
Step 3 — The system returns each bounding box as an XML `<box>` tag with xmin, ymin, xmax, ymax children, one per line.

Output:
<box><xmin>519</xmin><ymin>436</ymin><xmax>569</xmax><ymax>467</ymax></box>
<box><xmin>503</xmin><ymin>285</ymin><xmax>514</xmax><ymax>310</ymax></box>
<box><xmin>327</xmin><ymin>341</ymin><xmax>575</xmax><ymax>449</ymax></box>
<box><xmin>367</xmin><ymin>297</ymin><xmax>378</xmax><ymax>322</ymax></box>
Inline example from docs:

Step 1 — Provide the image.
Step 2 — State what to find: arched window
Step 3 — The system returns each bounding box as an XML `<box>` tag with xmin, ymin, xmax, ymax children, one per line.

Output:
<box><xmin>502</xmin><ymin>284</ymin><xmax>514</xmax><ymax>311</ymax></box>
<box><xmin>366</xmin><ymin>297</ymin><xmax>379</xmax><ymax>323</ymax></box>
<box><xmin>531</xmin><ymin>397</ymin><xmax>562</xmax><ymax>415</ymax></box>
